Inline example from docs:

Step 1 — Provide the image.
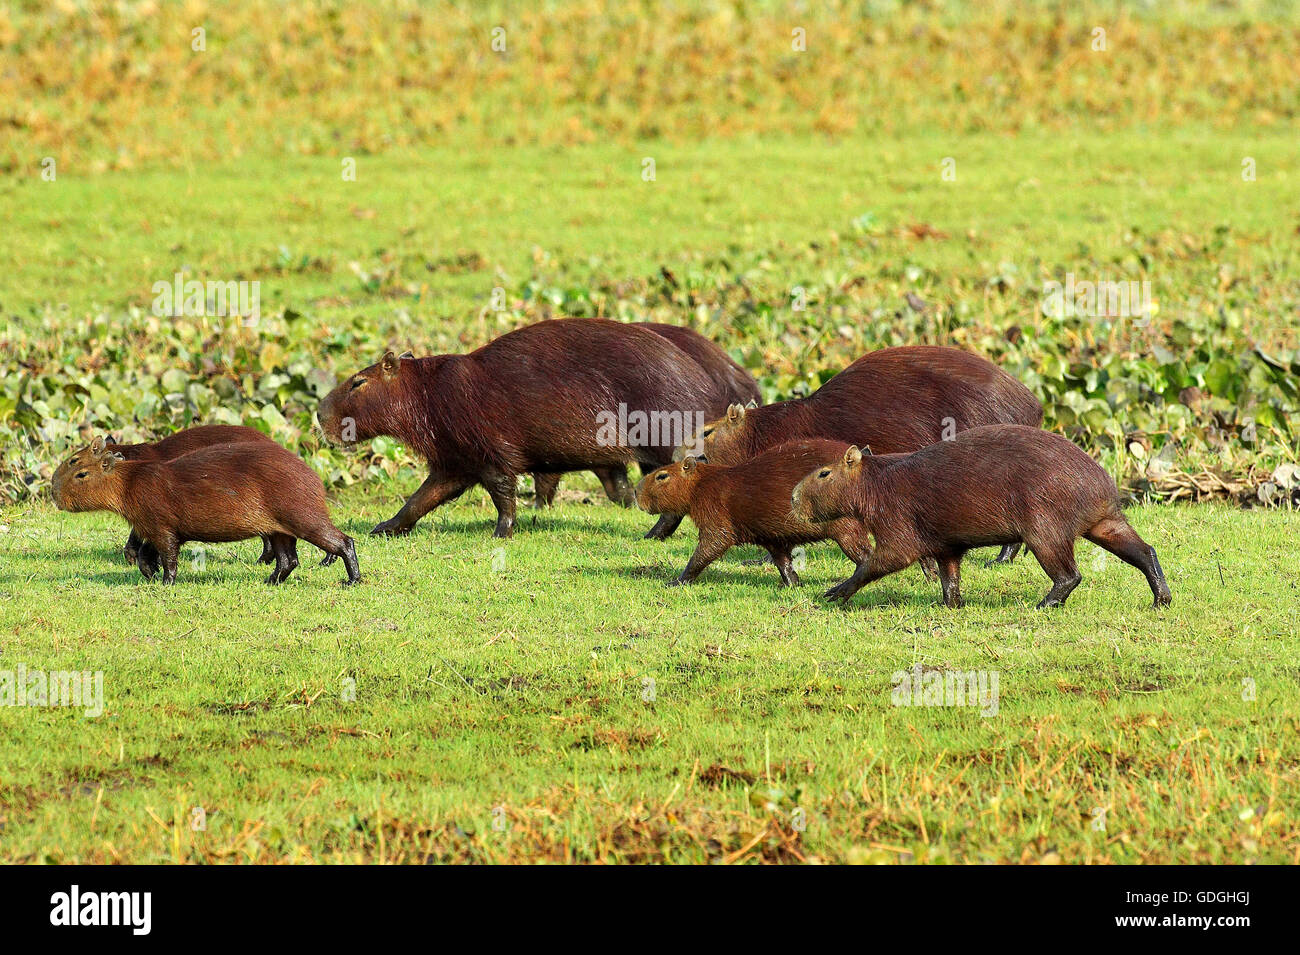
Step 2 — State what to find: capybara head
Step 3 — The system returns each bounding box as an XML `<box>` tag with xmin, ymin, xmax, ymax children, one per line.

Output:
<box><xmin>50</xmin><ymin>435</ymin><xmax>112</xmax><ymax>501</ymax></box>
<box><xmin>675</xmin><ymin>402</ymin><xmax>753</xmax><ymax>466</ymax></box>
<box><xmin>54</xmin><ymin>445</ymin><xmax>125</xmax><ymax>513</ymax></box>
<box><xmin>635</xmin><ymin>456</ymin><xmax>707</xmax><ymax>515</ymax></box>
<box><xmin>318</xmin><ymin>350</ymin><xmax>413</xmax><ymax>444</ymax></box>
<box><xmin>791</xmin><ymin>445</ymin><xmax>865</xmax><ymax>523</ymax></box>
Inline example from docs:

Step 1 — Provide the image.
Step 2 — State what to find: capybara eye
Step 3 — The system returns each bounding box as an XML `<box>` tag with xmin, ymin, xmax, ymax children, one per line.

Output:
<box><xmin>656</xmin><ymin>472</ymin><xmax>669</xmax><ymax>481</ymax></box>
<box><xmin>349</xmin><ymin>378</ymin><xmax>366</xmax><ymax>392</ymax></box>
<box><xmin>75</xmin><ymin>471</ymin><xmax>88</xmax><ymax>479</ymax></box>
<box><xmin>701</xmin><ymin>428</ymin><xmax>713</xmax><ymax>438</ymax></box>
<box><xmin>818</xmin><ymin>469</ymin><xmax>831</xmax><ymax>479</ymax></box>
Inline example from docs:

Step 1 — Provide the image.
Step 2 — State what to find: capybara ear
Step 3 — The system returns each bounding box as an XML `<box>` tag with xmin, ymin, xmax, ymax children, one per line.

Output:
<box><xmin>726</xmin><ymin>403</ymin><xmax>746</xmax><ymax>424</ymax></box>
<box><xmin>745</xmin><ymin>399</ymin><xmax>758</xmax><ymax>409</ymax></box>
<box><xmin>398</xmin><ymin>350</ymin><xmax>414</xmax><ymax>359</ymax></box>
<box><xmin>695</xmin><ymin>454</ymin><xmax>708</xmax><ymax>464</ymax></box>
<box><xmin>104</xmin><ymin>434</ymin><xmax>117</xmax><ymax>445</ymax></box>
<box><xmin>380</xmin><ymin>350</ymin><xmax>400</xmax><ymax>377</ymax></box>
<box><xmin>89</xmin><ymin>435</ymin><xmax>106</xmax><ymax>455</ymax></box>
<box><xmin>844</xmin><ymin>446</ymin><xmax>863</xmax><ymax>468</ymax></box>
<box><xmin>101</xmin><ymin>451</ymin><xmax>124</xmax><ymax>471</ymax></box>
<box><xmin>680</xmin><ymin>457</ymin><xmax>696</xmax><ymax>474</ymax></box>
<box><xmin>862</xmin><ymin>445</ymin><xmax>873</xmax><ymax>456</ymax></box>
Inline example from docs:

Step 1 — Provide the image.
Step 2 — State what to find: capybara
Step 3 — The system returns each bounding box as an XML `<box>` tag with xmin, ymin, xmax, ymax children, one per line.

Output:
<box><xmin>532</xmin><ymin>321</ymin><xmax>760</xmax><ymax>538</ymax></box>
<box><xmin>790</xmin><ymin>426</ymin><xmax>1172</xmax><ymax>609</ymax></box>
<box><xmin>51</xmin><ymin>425</ymin><xmax>279</xmax><ymax>574</ymax></box>
<box><xmin>317</xmin><ymin>318</ymin><xmax>759</xmax><ymax>539</ymax></box>
<box><xmin>54</xmin><ymin>441</ymin><xmax>360</xmax><ymax>585</ymax></box>
<box><xmin>634</xmin><ymin>439</ymin><xmax>873</xmax><ymax>587</ymax></box>
<box><xmin>680</xmin><ymin>345</ymin><xmax>1043</xmax><ymax>563</ymax></box>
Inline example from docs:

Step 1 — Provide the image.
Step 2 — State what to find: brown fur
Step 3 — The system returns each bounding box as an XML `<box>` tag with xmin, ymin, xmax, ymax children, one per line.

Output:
<box><xmin>51</xmin><ymin>425</ymin><xmax>279</xmax><ymax>573</ymax></box>
<box><xmin>791</xmin><ymin>425</ymin><xmax>1172</xmax><ymax>609</ymax></box>
<box><xmin>318</xmin><ymin>318</ymin><xmax>759</xmax><ymax>539</ymax></box>
<box><xmin>54</xmin><ymin>442</ymin><xmax>360</xmax><ymax>586</ymax></box>
<box><xmin>531</xmin><ymin>322</ymin><xmax>759</xmax><ymax>520</ymax></box>
<box><xmin>635</xmin><ymin>439</ymin><xmax>871</xmax><ymax>587</ymax></box>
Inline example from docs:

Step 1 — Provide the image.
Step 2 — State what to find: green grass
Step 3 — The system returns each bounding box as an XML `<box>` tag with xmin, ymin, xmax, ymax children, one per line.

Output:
<box><xmin>0</xmin><ymin>487</ymin><xmax>1295</xmax><ymax>863</ymax></box>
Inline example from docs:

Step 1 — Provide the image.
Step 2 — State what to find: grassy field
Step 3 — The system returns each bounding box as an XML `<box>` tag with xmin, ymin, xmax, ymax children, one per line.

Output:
<box><xmin>1</xmin><ymin>492</ymin><xmax>1295</xmax><ymax>863</ymax></box>
<box><xmin>0</xmin><ymin>1</ymin><xmax>1297</xmax><ymax>864</ymax></box>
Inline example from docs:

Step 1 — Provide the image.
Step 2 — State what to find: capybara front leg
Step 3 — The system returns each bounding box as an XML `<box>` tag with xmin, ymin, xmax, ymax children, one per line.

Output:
<box><xmin>670</xmin><ymin>535</ymin><xmax>729</xmax><ymax>586</ymax></box>
<box><xmin>596</xmin><ymin>466</ymin><xmax>635</xmax><ymax>507</ymax></box>
<box><xmin>124</xmin><ymin>529</ymin><xmax>143</xmax><ymax>566</ymax></box>
<box><xmin>481</xmin><ymin>468</ymin><xmax>518</xmax><ymax>538</ymax></box>
<box><xmin>532</xmin><ymin>472</ymin><xmax>560</xmax><ymax>508</ymax></box>
<box><xmin>1031</xmin><ymin>543</ymin><xmax>1081</xmax><ymax>609</ymax></box>
<box><xmin>156</xmin><ymin>534</ymin><xmax>181</xmax><ymax>585</ymax></box>
<box><xmin>1085</xmin><ymin>517</ymin><xmax>1172</xmax><ymax>608</ymax></box>
<box><xmin>824</xmin><ymin>548</ymin><xmax>913</xmax><ymax>604</ymax></box>
<box><xmin>136</xmin><ymin>540</ymin><xmax>160</xmax><ymax>580</ymax></box>
<box><xmin>644</xmin><ymin>514</ymin><xmax>683</xmax><ymax>540</ymax></box>
<box><xmin>769</xmin><ymin>548</ymin><xmax>801</xmax><ymax>588</ymax></box>
<box><xmin>936</xmin><ymin>553</ymin><xmax>965</xmax><ymax>608</ymax></box>
<box><xmin>371</xmin><ymin>471</ymin><xmax>472</xmax><ymax>537</ymax></box>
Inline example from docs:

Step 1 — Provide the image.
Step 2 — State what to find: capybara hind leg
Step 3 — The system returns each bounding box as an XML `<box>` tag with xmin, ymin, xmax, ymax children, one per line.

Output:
<box><xmin>644</xmin><ymin>514</ymin><xmax>683</xmax><ymax>540</ymax></box>
<box><xmin>302</xmin><ymin>524</ymin><xmax>361</xmax><ymax>584</ymax></box>
<box><xmin>1085</xmin><ymin>517</ymin><xmax>1172</xmax><ymax>608</ymax></box>
<box><xmin>1030</xmin><ymin>543</ymin><xmax>1081</xmax><ymax>608</ymax></box>
<box><xmin>532</xmin><ymin>472</ymin><xmax>560</xmax><ymax>508</ymax></box>
<box><xmin>372</xmin><ymin>471</ymin><xmax>472</xmax><ymax>537</ymax></box>
<box><xmin>266</xmin><ymin>534</ymin><xmax>299</xmax><ymax>585</ymax></box>
<box><xmin>482</xmin><ymin>468</ymin><xmax>518</xmax><ymax>539</ymax></box>
<box><xmin>919</xmin><ymin>557</ymin><xmax>939</xmax><ymax>582</ymax></box>
<box><xmin>596</xmin><ymin>466</ymin><xmax>635</xmax><ymax>507</ymax></box>
<box><xmin>936</xmin><ymin>554</ymin><xmax>965</xmax><ymax>609</ymax></box>
<box><xmin>258</xmin><ymin>534</ymin><xmax>275</xmax><ymax>565</ymax></box>
<box><xmin>670</xmin><ymin>535</ymin><xmax>728</xmax><ymax>586</ymax></box>
<box><xmin>769</xmin><ymin>548</ymin><xmax>801</xmax><ymax>587</ymax></box>
<box><xmin>986</xmin><ymin>543</ymin><xmax>1021</xmax><ymax>567</ymax></box>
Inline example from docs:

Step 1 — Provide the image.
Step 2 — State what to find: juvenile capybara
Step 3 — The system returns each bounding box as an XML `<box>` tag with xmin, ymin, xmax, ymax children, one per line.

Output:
<box><xmin>532</xmin><ymin>321</ymin><xmax>760</xmax><ymax>536</ymax></box>
<box><xmin>790</xmin><ymin>426</ymin><xmax>1172</xmax><ymax>609</ymax></box>
<box><xmin>681</xmin><ymin>345</ymin><xmax>1043</xmax><ymax>562</ymax></box>
<box><xmin>51</xmin><ymin>425</ymin><xmax>279</xmax><ymax>574</ymax></box>
<box><xmin>54</xmin><ymin>441</ymin><xmax>360</xmax><ymax>585</ymax></box>
<box><xmin>634</xmin><ymin>439</ymin><xmax>873</xmax><ymax>587</ymax></box>
<box><xmin>317</xmin><ymin>318</ymin><xmax>759</xmax><ymax>539</ymax></box>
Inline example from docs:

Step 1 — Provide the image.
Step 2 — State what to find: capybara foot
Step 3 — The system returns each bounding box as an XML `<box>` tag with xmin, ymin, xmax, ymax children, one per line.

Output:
<box><xmin>1153</xmin><ymin>592</ymin><xmax>1172</xmax><ymax>609</ymax></box>
<box><xmin>823</xmin><ymin>582</ymin><xmax>855</xmax><ymax>603</ymax></box>
<box><xmin>319</xmin><ymin>554</ymin><xmax>337</xmax><ymax>566</ymax></box>
<box><xmin>370</xmin><ymin>519</ymin><xmax>411</xmax><ymax>537</ymax></box>
<box><xmin>985</xmin><ymin>544</ymin><xmax>1021</xmax><ymax>568</ymax></box>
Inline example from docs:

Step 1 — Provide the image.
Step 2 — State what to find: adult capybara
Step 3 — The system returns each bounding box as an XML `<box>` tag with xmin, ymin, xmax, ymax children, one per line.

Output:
<box><xmin>634</xmin><ymin>440</ymin><xmax>872</xmax><ymax>587</ymax></box>
<box><xmin>681</xmin><ymin>345</ymin><xmax>1043</xmax><ymax>562</ymax></box>
<box><xmin>790</xmin><ymin>426</ymin><xmax>1172</xmax><ymax>609</ymax></box>
<box><xmin>51</xmin><ymin>425</ymin><xmax>280</xmax><ymax>575</ymax></box>
<box><xmin>54</xmin><ymin>441</ymin><xmax>360</xmax><ymax>585</ymax></box>
<box><xmin>317</xmin><ymin>318</ymin><xmax>758</xmax><ymax>539</ymax></box>
<box><xmin>531</xmin><ymin>321</ymin><xmax>760</xmax><ymax>534</ymax></box>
